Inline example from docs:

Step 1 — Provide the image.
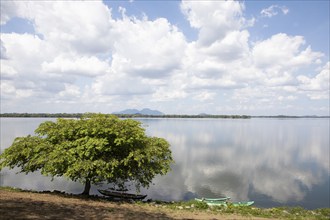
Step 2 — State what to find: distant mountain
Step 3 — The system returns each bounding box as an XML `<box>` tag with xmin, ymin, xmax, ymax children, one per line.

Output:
<box><xmin>140</xmin><ymin>108</ymin><xmax>164</xmax><ymax>115</ymax></box>
<box><xmin>114</xmin><ymin>108</ymin><xmax>164</xmax><ymax>115</ymax></box>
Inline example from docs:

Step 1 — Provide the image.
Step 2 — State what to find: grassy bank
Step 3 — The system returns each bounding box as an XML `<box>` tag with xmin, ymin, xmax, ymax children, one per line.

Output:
<box><xmin>147</xmin><ymin>200</ymin><xmax>330</xmax><ymax>219</ymax></box>
<box><xmin>1</xmin><ymin>187</ymin><xmax>329</xmax><ymax>219</ymax></box>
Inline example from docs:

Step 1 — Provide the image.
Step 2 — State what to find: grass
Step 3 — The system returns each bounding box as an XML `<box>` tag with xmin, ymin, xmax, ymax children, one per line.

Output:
<box><xmin>1</xmin><ymin>187</ymin><xmax>329</xmax><ymax>219</ymax></box>
<box><xmin>0</xmin><ymin>186</ymin><xmax>25</xmax><ymax>192</ymax></box>
<box><xmin>142</xmin><ymin>199</ymin><xmax>330</xmax><ymax>219</ymax></box>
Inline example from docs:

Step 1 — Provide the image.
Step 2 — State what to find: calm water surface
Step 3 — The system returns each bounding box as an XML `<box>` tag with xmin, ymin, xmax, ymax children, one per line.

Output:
<box><xmin>1</xmin><ymin>117</ymin><xmax>329</xmax><ymax>209</ymax></box>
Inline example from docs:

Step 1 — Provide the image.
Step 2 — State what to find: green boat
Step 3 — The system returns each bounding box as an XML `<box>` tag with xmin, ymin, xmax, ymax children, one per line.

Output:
<box><xmin>195</xmin><ymin>197</ymin><xmax>231</xmax><ymax>202</ymax></box>
<box><xmin>195</xmin><ymin>198</ymin><xmax>254</xmax><ymax>207</ymax></box>
<box><xmin>231</xmin><ymin>201</ymin><xmax>254</xmax><ymax>207</ymax></box>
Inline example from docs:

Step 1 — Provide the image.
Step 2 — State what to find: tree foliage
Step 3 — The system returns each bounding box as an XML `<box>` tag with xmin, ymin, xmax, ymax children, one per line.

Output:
<box><xmin>0</xmin><ymin>113</ymin><xmax>173</xmax><ymax>195</ymax></box>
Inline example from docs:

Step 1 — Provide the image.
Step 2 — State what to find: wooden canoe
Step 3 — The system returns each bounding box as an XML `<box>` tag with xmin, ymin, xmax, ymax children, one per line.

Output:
<box><xmin>98</xmin><ymin>189</ymin><xmax>147</xmax><ymax>200</ymax></box>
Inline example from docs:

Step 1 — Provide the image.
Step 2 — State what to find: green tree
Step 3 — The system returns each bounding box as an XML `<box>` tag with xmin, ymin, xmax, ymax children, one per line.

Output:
<box><xmin>0</xmin><ymin>113</ymin><xmax>173</xmax><ymax>195</ymax></box>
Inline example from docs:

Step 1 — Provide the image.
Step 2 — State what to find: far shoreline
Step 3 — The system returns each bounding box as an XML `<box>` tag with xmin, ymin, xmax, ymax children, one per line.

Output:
<box><xmin>1</xmin><ymin>113</ymin><xmax>329</xmax><ymax>119</ymax></box>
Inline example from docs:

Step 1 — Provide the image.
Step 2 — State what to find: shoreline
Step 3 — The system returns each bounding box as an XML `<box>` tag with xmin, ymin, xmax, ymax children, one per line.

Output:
<box><xmin>1</xmin><ymin>187</ymin><xmax>329</xmax><ymax>219</ymax></box>
<box><xmin>1</xmin><ymin>113</ymin><xmax>329</xmax><ymax>119</ymax></box>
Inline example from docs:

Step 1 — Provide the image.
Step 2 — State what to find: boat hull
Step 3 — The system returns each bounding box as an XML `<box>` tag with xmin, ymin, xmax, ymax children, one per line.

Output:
<box><xmin>195</xmin><ymin>197</ymin><xmax>230</xmax><ymax>202</ymax></box>
<box><xmin>98</xmin><ymin>189</ymin><xmax>147</xmax><ymax>200</ymax></box>
<box><xmin>195</xmin><ymin>198</ymin><xmax>254</xmax><ymax>207</ymax></box>
<box><xmin>231</xmin><ymin>201</ymin><xmax>254</xmax><ymax>207</ymax></box>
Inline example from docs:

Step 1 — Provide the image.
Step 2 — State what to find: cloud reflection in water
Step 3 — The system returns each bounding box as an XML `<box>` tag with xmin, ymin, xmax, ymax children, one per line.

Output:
<box><xmin>1</xmin><ymin>118</ymin><xmax>329</xmax><ymax>209</ymax></box>
<box><xmin>142</xmin><ymin>118</ymin><xmax>329</xmax><ymax>208</ymax></box>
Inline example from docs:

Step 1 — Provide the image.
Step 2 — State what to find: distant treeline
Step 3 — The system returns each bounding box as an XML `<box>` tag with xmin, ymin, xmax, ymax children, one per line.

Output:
<box><xmin>0</xmin><ymin>113</ymin><xmax>250</xmax><ymax>119</ymax></box>
<box><xmin>115</xmin><ymin>114</ymin><xmax>251</xmax><ymax>119</ymax></box>
<box><xmin>0</xmin><ymin>113</ymin><xmax>328</xmax><ymax>119</ymax></box>
<box><xmin>0</xmin><ymin>113</ymin><xmax>83</xmax><ymax>118</ymax></box>
<box><xmin>252</xmin><ymin>115</ymin><xmax>330</xmax><ymax>118</ymax></box>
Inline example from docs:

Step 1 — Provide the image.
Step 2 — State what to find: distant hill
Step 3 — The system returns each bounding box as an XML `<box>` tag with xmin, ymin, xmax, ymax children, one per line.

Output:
<box><xmin>114</xmin><ymin>108</ymin><xmax>164</xmax><ymax>115</ymax></box>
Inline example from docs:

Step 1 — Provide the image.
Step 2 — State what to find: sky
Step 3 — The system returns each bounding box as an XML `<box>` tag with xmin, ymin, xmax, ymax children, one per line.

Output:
<box><xmin>0</xmin><ymin>0</ymin><xmax>329</xmax><ymax>115</ymax></box>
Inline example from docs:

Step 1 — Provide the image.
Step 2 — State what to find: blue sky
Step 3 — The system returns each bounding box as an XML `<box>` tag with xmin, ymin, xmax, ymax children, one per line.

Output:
<box><xmin>1</xmin><ymin>0</ymin><xmax>329</xmax><ymax>115</ymax></box>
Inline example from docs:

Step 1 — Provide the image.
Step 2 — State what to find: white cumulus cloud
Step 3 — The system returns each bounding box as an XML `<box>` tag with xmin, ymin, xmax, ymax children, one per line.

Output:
<box><xmin>42</xmin><ymin>55</ymin><xmax>110</xmax><ymax>77</ymax></box>
<box><xmin>0</xmin><ymin>0</ymin><xmax>328</xmax><ymax>115</ymax></box>
<box><xmin>261</xmin><ymin>5</ymin><xmax>289</xmax><ymax>18</ymax></box>
<box><xmin>297</xmin><ymin>62</ymin><xmax>330</xmax><ymax>100</ymax></box>
<box><xmin>110</xmin><ymin>15</ymin><xmax>186</xmax><ymax>78</ymax></box>
<box><xmin>181</xmin><ymin>1</ymin><xmax>249</xmax><ymax>46</ymax></box>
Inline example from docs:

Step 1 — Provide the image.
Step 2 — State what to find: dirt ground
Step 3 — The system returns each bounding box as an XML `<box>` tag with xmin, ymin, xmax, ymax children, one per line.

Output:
<box><xmin>0</xmin><ymin>189</ymin><xmax>271</xmax><ymax>220</ymax></box>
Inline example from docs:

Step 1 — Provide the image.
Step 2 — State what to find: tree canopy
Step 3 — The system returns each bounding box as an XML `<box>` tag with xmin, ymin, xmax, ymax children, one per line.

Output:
<box><xmin>0</xmin><ymin>113</ymin><xmax>173</xmax><ymax>195</ymax></box>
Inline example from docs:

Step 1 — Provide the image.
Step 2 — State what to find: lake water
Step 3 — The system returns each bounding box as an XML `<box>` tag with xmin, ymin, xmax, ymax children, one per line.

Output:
<box><xmin>1</xmin><ymin>117</ymin><xmax>329</xmax><ymax>209</ymax></box>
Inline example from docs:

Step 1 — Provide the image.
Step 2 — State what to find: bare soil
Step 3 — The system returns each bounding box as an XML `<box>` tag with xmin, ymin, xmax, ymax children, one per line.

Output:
<box><xmin>0</xmin><ymin>189</ymin><xmax>271</xmax><ymax>219</ymax></box>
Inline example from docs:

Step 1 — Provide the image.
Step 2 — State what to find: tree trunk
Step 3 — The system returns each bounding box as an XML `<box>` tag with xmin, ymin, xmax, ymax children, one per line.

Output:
<box><xmin>81</xmin><ymin>179</ymin><xmax>91</xmax><ymax>195</ymax></box>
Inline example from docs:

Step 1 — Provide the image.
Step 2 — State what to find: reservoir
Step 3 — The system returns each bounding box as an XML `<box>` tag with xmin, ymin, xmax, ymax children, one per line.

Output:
<box><xmin>1</xmin><ymin>117</ymin><xmax>329</xmax><ymax>209</ymax></box>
